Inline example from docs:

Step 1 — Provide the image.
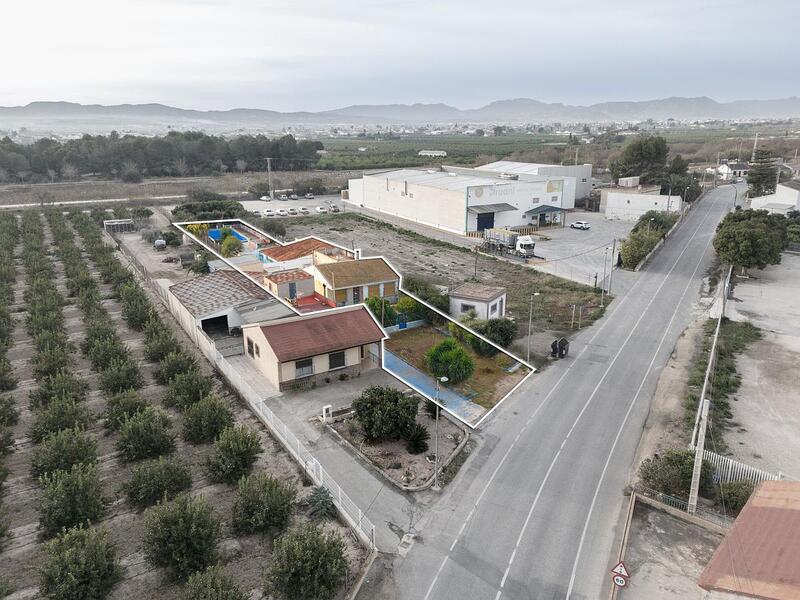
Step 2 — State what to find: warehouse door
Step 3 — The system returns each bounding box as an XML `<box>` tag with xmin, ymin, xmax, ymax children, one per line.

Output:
<box><xmin>477</xmin><ymin>212</ymin><xmax>494</xmax><ymax>231</ymax></box>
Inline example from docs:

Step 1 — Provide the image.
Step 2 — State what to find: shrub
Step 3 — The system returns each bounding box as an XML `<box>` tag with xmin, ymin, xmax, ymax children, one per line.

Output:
<box><xmin>405</xmin><ymin>423</ymin><xmax>430</xmax><ymax>455</ymax></box>
<box><xmin>305</xmin><ymin>486</ymin><xmax>336</xmax><ymax>520</ymax></box>
<box><xmin>38</xmin><ymin>463</ymin><xmax>106</xmax><ymax>539</ymax></box>
<box><xmin>86</xmin><ymin>335</ymin><xmax>129</xmax><ymax>371</ymax></box>
<box><xmin>0</xmin><ymin>355</ymin><xmax>17</xmax><ymax>391</ymax></box>
<box><xmin>638</xmin><ymin>449</ymin><xmax>714</xmax><ymax>499</ymax></box>
<box><xmin>29</xmin><ymin>370</ymin><xmax>86</xmax><ymax>409</ymax></box>
<box><xmin>117</xmin><ymin>407</ymin><xmax>175</xmax><ymax>462</ymax></box>
<box><xmin>182</xmin><ymin>394</ymin><xmax>233</xmax><ymax>444</ymax></box>
<box><xmin>31</xmin><ymin>428</ymin><xmax>97</xmax><ymax>479</ymax></box>
<box><xmin>29</xmin><ymin>396</ymin><xmax>93</xmax><ymax>443</ymax></box>
<box><xmin>183</xmin><ymin>566</ymin><xmax>247</xmax><ymax>600</ymax></box>
<box><xmin>620</xmin><ymin>229</ymin><xmax>662</xmax><ymax>269</ymax></box>
<box><xmin>482</xmin><ymin>318</ymin><xmax>518</xmax><ymax>348</ymax></box>
<box><xmin>266</xmin><ymin>524</ymin><xmax>347</xmax><ymax>600</ymax></box>
<box><xmin>424</xmin><ymin>338</ymin><xmax>474</xmax><ymax>384</ymax></box>
<box><xmin>156</xmin><ymin>351</ymin><xmax>197</xmax><ymax>385</ymax></box>
<box><xmin>99</xmin><ymin>357</ymin><xmax>143</xmax><ymax>394</ymax></box>
<box><xmin>143</xmin><ymin>494</ymin><xmax>221</xmax><ymax>580</ymax></box>
<box><xmin>164</xmin><ymin>370</ymin><xmax>213</xmax><ymax>410</ymax></box>
<box><xmin>220</xmin><ymin>236</ymin><xmax>242</xmax><ymax>258</ymax></box>
<box><xmin>32</xmin><ymin>345</ymin><xmax>74</xmax><ymax>381</ymax></box>
<box><xmin>352</xmin><ymin>386</ymin><xmax>419</xmax><ymax>442</ymax></box>
<box><xmin>231</xmin><ymin>473</ymin><xmax>296</xmax><ymax>534</ymax></box>
<box><xmin>102</xmin><ymin>390</ymin><xmax>148</xmax><ymax>431</ymax></box>
<box><xmin>143</xmin><ymin>328</ymin><xmax>180</xmax><ymax>363</ymax></box>
<box><xmin>124</xmin><ymin>457</ymin><xmax>192</xmax><ymax>509</ymax></box>
<box><xmin>394</xmin><ymin>296</ymin><xmax>422</xmax><ymax>320</ymax></box>
<box><xmin>39</xmin><ymin>525</ymin><xmax>123</xmax><ymax>600</ymax></box>
<box><xmin>0</xmin><ymin>394</ymin><xmax>19</xmax><ymax>427</ymax></box>
<box><xmin>364</xmin><ymin>297</ymin><xmax>396</xmax><ymax>326</ymax></box>
<box><xmin>206</xmin><ymin>426</ymin><xmax>262</xmax><ymax>484</ymax></box>
<box><xmin>718</xmin><ymin>479</ymin><xmax>755</xmax><ymax>515</ymax></box>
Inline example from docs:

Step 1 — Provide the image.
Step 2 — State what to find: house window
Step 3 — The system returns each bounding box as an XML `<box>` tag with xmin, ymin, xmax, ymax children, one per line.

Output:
<box><xmin>581</xmin><ymin>178</ymin><xmax>587</xmax><ymax>182</ymax></box>
<box><xmin>460</xmin><ymin>303</ymin><xmax>476</xmax><ymax>313</ymax></box>
<box><xmin>246</xmin><ymin>338</ymin><xmax>255</xmax><ymax>358</ymax></box>
<box><xmin>368</xmin><ymin>285</ymin><xmax>380</xmax><ymax>298</ymax></box>
<box><xmin>490</xmin><ymin>302</ymin><xmax>498</xmax><ymax>315</ymax></box>
<box><xmin>551</xmin><ymin>195</ymin><xmax>558</xmax><ymax>202</ymax></box>
<box><xmin>532</xmin><ymin>197</ymin><xmax>540</xmax><ymax>204</ymax></box>
<box><xmin>329</xmin><ymin>351</ymin><xmax>346</xmax><ymax>370</ymax></box>
<box><xmin>384</xmin><ymin>281</ymin><xmax>396</xmax><ymax>295</ymax></box>
<box><xmin>499</xmin><ymin>297</ymin><xmax>504</xmax><ymax>314</ymax></box>
<box><xmin>295</xmin><ymin>358</ymin><xmax>313</xmax><ymax>378</ymax></box>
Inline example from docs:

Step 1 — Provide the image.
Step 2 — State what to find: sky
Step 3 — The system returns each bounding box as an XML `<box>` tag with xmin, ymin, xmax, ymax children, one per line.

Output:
<box><xmin>2</xmin><ymin>0</ymin><xmax>798</xmax><ymax>112</ymax></box>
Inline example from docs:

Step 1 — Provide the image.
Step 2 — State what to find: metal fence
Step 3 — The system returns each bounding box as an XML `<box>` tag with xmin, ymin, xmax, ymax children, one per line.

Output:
<box><xmin>635</xmin><ymin>485</ymin><xmax>734</xmax><ymax>529</ymax></box>
<box><xmin>701</xmin><ymin>449</ymin><xmax>783</xmax><ymax>485</ymax></box>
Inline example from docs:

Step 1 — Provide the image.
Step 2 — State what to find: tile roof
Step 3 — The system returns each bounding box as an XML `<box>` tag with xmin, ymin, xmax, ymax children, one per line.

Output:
<box><xmin>265</xmin><ymin>269</ymin><xmax>313</xmax><ymax>284</ymax></box>
<box><xmin>259</xmin><ymin>306</ymin><xmax>385</xmax><ymax>362</ymax></box>
<box><xmin>316</xmin><ymin>257</ymin><xmax>399</xmax><ymax>289</ymax></box>
<box><xmin>261</xmin><ymin>238</ymin><xmax>336</xmax><ymax>262</ymax></box>
<box><xmin>170</xmin><ymin>270</ymin><xmax>272</xmax><ymax>318</ymax></box>
<box><xmin>450</xmin><ymin>282</ymin><xmax>506</xmax><ymax>302</ymax></box>
<box><xmin>699</xmin><ymin>480</ymin><xmax>800</xmax><ymax>600</ymax></box>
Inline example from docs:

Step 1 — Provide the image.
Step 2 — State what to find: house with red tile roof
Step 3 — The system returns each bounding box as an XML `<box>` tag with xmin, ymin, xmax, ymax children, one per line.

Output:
<box><xmin>240</xmin><ymin>305</ymin><xmax>386</xmax><ymax>390</ymax></box>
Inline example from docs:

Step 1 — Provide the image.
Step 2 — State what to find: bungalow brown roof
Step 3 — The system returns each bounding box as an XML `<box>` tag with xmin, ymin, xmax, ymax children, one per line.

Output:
<box><xmin>265</xmin><ymin>269</ymin><xmax>313</xmax><ymax>284</ymax></box>
<box><xmin>261</xmin><ymin>238</ymin><xmax>335</xmax><ymax>262</ymax></box>
<box><xmin>259</xmin><ymin>306</ymin><xmax>385</xmax><ymax>362</ymax></box>
<box><xmin>698</xmin><ymin>480</ymin><xmax>800</xmax><ymax>600</ymax></box>
<box><xmin>316</xmin><ymin>257</ymin><xmax>398</xmax><ymax>289</ymax></box>
<box><xmin>170</xmin><ymin>270</ymin><xmax>272</xmax><ymax>318</ymax></box>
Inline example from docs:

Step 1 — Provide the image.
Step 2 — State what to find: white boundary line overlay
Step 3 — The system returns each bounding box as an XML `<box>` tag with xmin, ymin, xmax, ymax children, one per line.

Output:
<box><xmin>171</xmin><ymin>217</ymin><xmax>535</xmax><ymax>429</ymax></box>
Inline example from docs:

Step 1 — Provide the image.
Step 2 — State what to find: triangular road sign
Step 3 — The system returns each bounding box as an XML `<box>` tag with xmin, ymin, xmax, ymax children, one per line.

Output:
<box><xmin>611</xmin><ymin>561</ymin><xmax>629</xmax><ymax>578</ymax></box>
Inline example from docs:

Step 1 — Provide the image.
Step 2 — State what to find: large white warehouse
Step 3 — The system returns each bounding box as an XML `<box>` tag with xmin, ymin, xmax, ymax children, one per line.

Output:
<box><xmin>346</xmin><ymin>167</ymin><xmax>571</xmax><ymax>235</ymax></box>
<box><xmin>474</xmin><ymin>160</ymin><xmax>593</xmax><ymax>201</ymax></box>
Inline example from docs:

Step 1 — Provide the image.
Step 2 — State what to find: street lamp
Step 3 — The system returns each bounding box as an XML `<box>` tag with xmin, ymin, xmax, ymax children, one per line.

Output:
<box><xmin>433</xmin><ymin>376</ymin><xmax>448</xmax><ymax>490</ymax></box>
<box><xmin>526</xmin><ymin>292</ymin><xmax>540</xmax><ymax>363</ymax></box>
<box><xmin>647</xmin><ymin>217</ymin><xmax>655</xmax><ymax>233</ymax></box>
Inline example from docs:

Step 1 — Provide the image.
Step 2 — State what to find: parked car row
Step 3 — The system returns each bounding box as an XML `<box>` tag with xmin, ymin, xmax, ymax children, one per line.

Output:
<box><xmin>258</xmin><ymin>193</ymin><xmax>316</xmax><ymax>201</ymax></box>
<box><xmin>261</xmin><ymin>205</ymin><xmax>340</xmax><ymax>218</ymax></box>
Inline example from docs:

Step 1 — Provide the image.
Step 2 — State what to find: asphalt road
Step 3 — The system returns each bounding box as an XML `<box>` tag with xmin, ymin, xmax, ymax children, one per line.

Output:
<box><xmin>393</xmin><ymin>186</ymin><xmax>736</xmax><ymax>600</ymax></box>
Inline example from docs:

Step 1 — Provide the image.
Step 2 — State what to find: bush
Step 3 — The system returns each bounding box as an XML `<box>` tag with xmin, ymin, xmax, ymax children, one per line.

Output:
<box><xmin>231</xmin><ymin>473</ymin><xmax>296</xmax><ymax>534</ymax></box>
<box><xmin>38</xmin><ymin>463</ymin><xmax>106</xmax><ymax>539</ymax></box>
<box><xmin>220</xmin><ymin>236</ymin><xmax>242</xmax><ymax>258</ymax></box>
<box><xmin>164</xmin><ymin>370</ymin><xmax>213</xmax><ymax>410</ymax></box>
<box><xmin>638</xmin><ymin>450</ymin><xmax>714</xmax><ymax>499</ymax></box>
<box><xmin>29</xmin><ymin>396</ymin><xmax>93</xmax><ymax>443</ymax></box>
<box><xmin>424</xmin><ymin>338</ymin><xmax>474</xmax><ymax>384</ymax></box>
<box><xmin>102</xmin><ymin>390</ymin><xmax>148</xmax><ymax>431</ymax></box>
<box><xmin>29</xmin><ymin>370</ymin><xmax>86</xmax><ymax>410</ymax></box>
<box><xmin>718</xmin><ymin>479</ymin><xmax>754</xmax><ymax>515</ymax></box>
<box><xmin>183</xmin><ymin>566</ymin><xmax>247</xmax><ymax>600</ymax></box>
<box><xmin>86</xmin><ymin>335</ymin><xmax>129</xmax><ymax>371</ymax></box>
<box><xmin>156</xmin><ymin>351</ymin><xmax>197</xmax><ymax>385</ymax></box>
<box><xmin>620</xmin><ymin>229</ymin><xmax>662</xmax><ymax>269</ymax></box>
<box><xmin>352</xmin><ymin>386</ymin><xmax>419</xmax><ymax>442</ymax></box>
<box><xmin>206</xmin><ymin>426</ymin><xmax>262</xmax><ymax>484</ymax></box>
<box><xmin>39</xmin><ymin>525</ymin><xmax>123</xmax><ymax>600</ymax></box>
<box><xmin>117</xmin><ymin>407</ymin><xmax>175</xmax><ymax>462</ymax></box>
<box><xmin>0</xmin><ymin>394</ymin><xmax>19</xmax><ymax>427</ymax></box>
<box><xmin>31</xmin><ymin>428</ymin><xmax>97</xmax><ymax>479</ymax></box>
<box><xmin>394</xmin><ymin>296</ymin><xmax>422</xmax><ymax>320</ymax></box>
<box><xmin>266</xmin><ymin>524</ymin><xmax>347</xmax><ymax>600</ymax></box>
<box><xmin>305</xmin><ymin>486</ymin><xmax>336</xmax><ymax>520</ymax></box>
<box><xmin>405</xmin><ymin>423</ymin><xmax>430</xmax><ymax>455</ymax></box>
<box><xmin>364</xmin><ymin>297</ymin><xmax>396</xmax><ymax>326</ymax></box>
<box><xmin>482</xmin><ymin>318</ymin><xmax>518</xmax><ymax>348</ymax></box>
<box><xmin>143</xmin><ymin>494</ymin><xmax>221</xmax><ymax>580</ymax></box>
<box><xmin>143</xmin><ymin>328</ymin><xmax>180</xmax><ymax>363</ymax></box>
<box><xmin>124</xmin><ymin>457</ymin><xmax>192</xmax><ymax>509</ymax></box>
<box><xmin>32</xmin><ymin>345</ymin><xmax>74</xmax><ymax>381</ymax></box>
<box><xmin>0</xmin><ymin>355</ymin><xmax>17</xmax><ymax>391</ymax></box>
<box><xmin>182</xmin><ymin>394</ymin><xmax>233</xmax><ymax>444</ymax></box>
<box><xmin>99</xmin><ymin>357</ymin><xmax>143</xmax><ymax>394</ymax></box>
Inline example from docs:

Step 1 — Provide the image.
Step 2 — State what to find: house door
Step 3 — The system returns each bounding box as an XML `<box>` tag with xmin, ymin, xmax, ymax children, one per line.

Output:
<box><xmin>288</xmin><ymin>282</ymin><xmax>297</xmax><ymax>299</ymax></box>
<box><xmin>477</xmin><ymin>212</ymin><xmax>495</xmax><ymax>231</ymax></box>
<box><xmin>352</xmin><ymin>286</ymin><xmax>361</xmax><ymax>303</ymax></box>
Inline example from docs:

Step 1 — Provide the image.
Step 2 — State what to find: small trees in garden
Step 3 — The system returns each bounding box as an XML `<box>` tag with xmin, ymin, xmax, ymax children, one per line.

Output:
<box><xmin>266</xmin><ymin>523</ymin><xmax>347</xmax><ymax>600</ymax></box>
<box><xmin>182</xmin><ymin>394</ymin><xmax>233</xmax><ymax>444</ymax></box>
<box><xmin>38</xmin><ymin>463</ymin><xmax>106</xmax><ymax>539</ymax></box>
<box><xmin>156</xmin><ymin>350</ymin><xmax>197</xmax><ymax>385</ymax></box>
<box><xmin>117</xmin><ymin>407</ymin><xmax>175</xmax><ymax>462</ymax></box>
<box><xmin>184</xmin><ymin>566</ymin><xmax>247</xmax><ymax>600</ymax></box>
<box><xmin>305</xmin><ymin>486</ymin><xmax>336</xmax><ymax>520</ymax></box>
<box><xmin>102</xmin><ymin>390</ymin><xmax>148</xmax><ymax>431</ymax></box>
<box><xmin>405</xmin><ymin>423</ymin><xmax>430</xmax><ymax>455</ymax></box>
<box><xmin>231</xmin><ymin>473</ymin><xmax>296</xmax><ymax>534</ymax></box>
<box><xmin>425</xmin><ymin>339</ymin><xmax>474</xmax><ymax>384</ymax></box>
<box><xmin>718</xmin><ymin>479</ymin><xmax>755</xmax><ymax>515</ymax></box>
<box><xmin>352</xmin><ymin>386</ymin><xmax>418</xmax><ymax>442</ymax></box>
<box><xmin>124</xmin><ymin>457</ymin><xmax>192</xmax><ymax>509</ymax></box>
<box><xmin>143</xmin><ymin>494</ymin><xmax>221</xmax><ymax>580</ymax></box>
<box><xmin>482</xmin><ymin>318</ymin><xmax>518</xmax><ymax>348</ymax></box>
<box><xmin>31</xmin><ymin>428</ymin><xmax>97</xmax><ymax>478</ymax></box>
<box><xmin>29</xmin><ymin>396</ymin><xmax>93</xmax><ymax>443</ymax></box>
<box><xmin>206</xmin><ymin>426</ymin><xmax>263</xmax><ymax>484</ymax></box>
<box><xmin>638</xmin><ymin>449</ymin><xmax>714</xmax><ymax>499</ymax></box>
<box><xmin>99</xmin><ymin>357</ymin><xmax>144</xmax><ymax>394</ymax></box>
<box><xmin>220</xmin><ymin>236</ymin><xmax>242</xmax><ymax>258</ymax></box>
<box><xmin>39</xmin><ymin>525</ymin><xmax>123</xmax><ymax>600</ymax></box>
<box><xmin>164</xmin><ymin>370</ymin><xmax>213</xmax><ymax>410</ymax></box>
<box><xmin>364</xmin><ymin>297</ymin><xmax>396</xmax><ymax>326</ymax></box>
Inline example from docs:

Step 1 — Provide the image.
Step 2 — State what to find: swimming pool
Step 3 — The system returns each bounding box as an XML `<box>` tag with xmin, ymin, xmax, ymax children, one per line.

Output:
<box><xmin>208</xmin><ymin>228</ymin><xmax>248</xmax><ymax>243</ymax></box>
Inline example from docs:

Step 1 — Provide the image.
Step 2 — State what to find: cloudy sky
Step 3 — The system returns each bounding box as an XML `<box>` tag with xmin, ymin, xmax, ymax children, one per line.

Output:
<box><xmin>2</xmin><ymin>0</ymin><xmax>797</xmax><ymax>112</ymax></box>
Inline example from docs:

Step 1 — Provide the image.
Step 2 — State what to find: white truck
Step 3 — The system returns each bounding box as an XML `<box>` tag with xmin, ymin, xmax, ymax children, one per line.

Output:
<box><xmin>483</xmin><ymin>228</ymin><xmax>537</xmax><ymax>258</ymax></box>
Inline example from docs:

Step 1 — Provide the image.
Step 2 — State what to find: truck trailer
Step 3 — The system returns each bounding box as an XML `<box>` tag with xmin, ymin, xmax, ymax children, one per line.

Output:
<box><xmin>483</xmin><ymin>228</ymin><xmax>537</xmax><ymax>258</ymax></box>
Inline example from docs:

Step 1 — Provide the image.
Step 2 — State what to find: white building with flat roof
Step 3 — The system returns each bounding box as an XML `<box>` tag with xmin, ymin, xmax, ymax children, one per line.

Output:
<box><xmin>346</xmin><ymin>167</ymin><xmax>569</xmax><ymax>235</ymax></box>
<box><xmin>474</xmin><ymin>160</ymin><xmax>593</xmax><ymax>201</ymax></box>
<box><xmin>750</xmin><ymin>181</ymin><xmax>800</xmax><ymax>215</ymax></box>
<box><xmin>601</xmin><ymin>188</ymin><xmax>683</xmax><ymax>222</ymax></box>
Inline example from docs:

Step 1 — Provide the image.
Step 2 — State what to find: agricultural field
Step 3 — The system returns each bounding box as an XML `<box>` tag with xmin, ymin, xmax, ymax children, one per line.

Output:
<box><xmin>0</xmin><ymin>209</ymin><xmax>365</xmax><ymax>599</ymax></box>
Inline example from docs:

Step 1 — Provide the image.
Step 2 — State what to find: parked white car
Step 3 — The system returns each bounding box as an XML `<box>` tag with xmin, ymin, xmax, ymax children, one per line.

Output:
<box><xmin>278</xmin><ymin>194</ymin><xmax>289</xmax><ymax>201</ymax></box>
<box><xmin>262</xmin><ymin>209</ymin><xmax>275</xmax><ymax>217</ymax></box>
<box><xmin>298</xmin><ymin>207</ymin><xmax>310</xmax><ymax>215</ymax></box>
<box><xmin>570</xmin><ymin>221</ymin><xmax>591</xmax><ymax>230</ymax></box>
<box><xmin>289</xmin><ymin>194</ymin><xmax>299</xmax><ymax>200</ymax></box>
<box><xmin>276</xmin><ymin>209</ymin><xmax>289</xmax><ymax>216</ymax></box>
<box><xmin>259</xmin><ymin>195</ymin><xmax>270</xmax><ymax>201</ymax></box>
<box><xmin>304</xmin><ymin>193</ymin><xmax>315</xmax><ymax>199</ymax></box>
<box><xmin>316</xmin><ymin>206</ymin><xmax>328</xmax><ymax>214</ymax></box>
<box><xmin>287</xmin><ymin>207</ymin><xmax>298</xmax><ymax>216</ymax></box>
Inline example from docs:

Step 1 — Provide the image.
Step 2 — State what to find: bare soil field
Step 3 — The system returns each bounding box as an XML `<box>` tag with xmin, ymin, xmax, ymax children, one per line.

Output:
<box><xmin>0</xmin><ymin>211</ymin><xmax>366</xmax><ymax>599</ymax></box>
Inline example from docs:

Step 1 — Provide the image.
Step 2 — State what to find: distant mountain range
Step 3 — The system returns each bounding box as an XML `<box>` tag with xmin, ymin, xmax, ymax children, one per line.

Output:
<box><xmin>2</xmin><ymin>96</ymin><xmax>799</xmax><ymax>135</ymax></box>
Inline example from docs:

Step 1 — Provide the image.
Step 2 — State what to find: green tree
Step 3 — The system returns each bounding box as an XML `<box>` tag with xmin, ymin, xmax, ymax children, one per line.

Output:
<box><xmin>425</xmin><ymin>338</ymin><xmax>475</xmax><ymax>384</ymax></box>
<box><xmin>29</xmin><ymin>396</ymin><xmax>93</xmax><ymax>443</ymax></box>
<box><xmin>220</xmin><ymin>236</ymin><xmax>242</xmax><ymax>258</ymax></box>
<box><xmin>609</xmin><ymin>135</ymin><xmax>668</xmax><ymax>183</ymax></box>
<box><xmin>231</xmin><ymin>472</ymin><xmax>296</xmax><ymax>534</ymax></box>
<box><xmin>206</xmin><ymin>426</ymin><xmax>263</xmax><ymax>483</ymax></box>
<box><xmin>124</xmin><ymin>457</ymin><xmax>192</xmax><ymax>509</ymax></box>
<box><xmin>747</xmin><ymin>148</ymin><xmax>778</xmax><ymax>197</ymax></box>
<box><xmin>182</xmin><ymin>394</ymin><xmax>233</xmax><ymax>444</ymax></box>
<box><xmin>352</xmin><ymin>385</ymin><xmax>419</xmax><ymax>442</ymax></box>
<box><xmin>713</xmin><ymin>210</ymin><xmax>786</xmax><ymax>270</ymax></box>
<box><xmin>117</xmin><ymin>407</ymin><xmax>175</xmax><ymax>462</ymax></box>
<box><xmin>102</xmin><ymin>390</ymin><xmax>148</xmax><ymax>431</ymax></box>
<box><xmin>364</xmin><ymin>296</ymin><xmax>396</xmax><ymax>326</ymax></box>
<box><xmin>31</xmin><ymin>428</ymin><xmax>97</xmax><ymax>479</ymax></box>
<box><xmin>38</xmin><ymin>463</ymin><xmax>106</xmax><ymax>539</ymax></box>
<box><xmin>184</xmin><ymin>567</ymin><xmax>247</xmax><ymax>600</ymax></box>
<box><xmin>638</xmin><ymin>449</ymin><xmax>714</xmax><ymax>499</ymax></box>
<box><xmin>266</xmin><ymin>524</ymin><xmax>347</xmax><ymax>600</ymax></box>
<box><xmin>718</xmin><ymin>479</ymin><xmax>754</xmax><ymax>515</ymax></box>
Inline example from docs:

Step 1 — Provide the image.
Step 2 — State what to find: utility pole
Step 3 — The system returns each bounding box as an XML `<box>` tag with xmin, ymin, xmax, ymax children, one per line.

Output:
<box><xmin>266</xmin><ymin>157</ymin><xmax>274</xmax><ymax>200</ymax></box>
<box><xmin>608</xmin><ymin>238</ymin><xmax>616</xmax><ymax>295</ymax></box>
<box><xmin>575</xmin><ymin>147</ymin><xmax>579</xmax><ymax>165</ymax></box>
<box><xmin>526</xmin><ymin>292</ymin><xmax>539</xmax><ymax>363</ymax></box>
<box><xmin>751</xmin><ymin>132</ymin><xmax>759</xmax><ymax>162</ymax></box>
<box><xmin>433</xmin><ymin>376</ymin><xmax>448</xmax><ymax>490</ymax></box>
<box><xmin>600</xmin><ymin>247</ymin><xmax>608</xmax><ymax>307</ymax></box>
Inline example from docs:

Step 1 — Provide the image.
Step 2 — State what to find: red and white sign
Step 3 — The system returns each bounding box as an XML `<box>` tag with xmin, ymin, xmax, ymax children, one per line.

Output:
<box><xmin>611</xmin><ymin>562</ymin><xmax>630</xmax><ymax>578</ymax></box>
<box><xmin>612</xmin><ymin>575</ymin><xmax>627</xmax><ymax>588</ymax></box>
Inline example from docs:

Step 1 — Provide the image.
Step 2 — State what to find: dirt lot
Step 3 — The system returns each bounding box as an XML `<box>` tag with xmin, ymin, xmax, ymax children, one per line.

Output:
<box><xmin>619</xmin><ymin>503</ymin><xmax>721</xmax><ymax>599</ymax></box>
<box><xmin>285</xmin><ymin>213</ymin><xmax>606</xmax><ymax>333</ymax></box>
<box><xmin>725</xmin><ymin>254</ymin><xmax>800</xmax><ymax>479</ymax></box>
<box><xmin>0</xmin><ymin>213</ymin><xmax>365</xmax><ymax>598</ymax></box>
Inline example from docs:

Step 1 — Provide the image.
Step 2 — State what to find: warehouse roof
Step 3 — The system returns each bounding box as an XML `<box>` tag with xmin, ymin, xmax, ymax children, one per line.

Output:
<box><xmin>258</xmin><ymin>306</ymin><xmax>385</xmax><ymax>362</ymax></box>
<box><xmin>699</xmin><ymin>480</ymin><xmax>800</xmax><ymax>600</ymax></box>
<box><xmin>450</xmin><ymin>282</ymin><xmax>506</xmax><ymax>302</ymax></box>
<box><xmin>316</xmin><ymin>257</ymin><xmax>399</xmax><ymax>289</ymax></box>
<box><xmin>372</xmin><ymin>169</ymin><xmax>511</xmax><ymax>192</ymax></box>
<box><xmin>467</xmin><ymin>203</ymin><xmax>517</xmax><ymax>214</ymax></box>
<box><xmin>478</xmin><ymin>160</ymin><xmax>589</xmax><ymax>174</ymax></box>
<box><xmin>170</xmin><ymin>270</ymin><xmax>272</xmax><ymax>318</ymax></box>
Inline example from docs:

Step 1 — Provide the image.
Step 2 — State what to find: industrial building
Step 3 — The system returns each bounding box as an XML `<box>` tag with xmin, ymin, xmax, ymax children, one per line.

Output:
<box><xmin>346</xmin><ymin>166</ymin><xmax>572</xmax><ymax>235</ymax></box>
<box><xmin>473</xmin><ymin>160</ymin><xmax>593</xmax><ymax>200</ymax></box>
<box><xmin>600</xmin><ymin>186</ymin><xmax>683</xmax><ymax>221</ymax></box>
